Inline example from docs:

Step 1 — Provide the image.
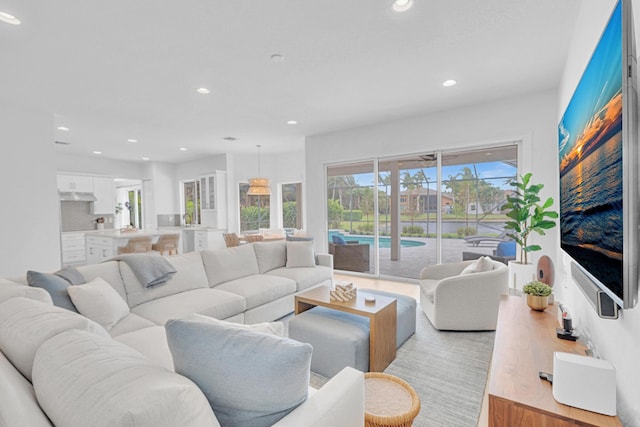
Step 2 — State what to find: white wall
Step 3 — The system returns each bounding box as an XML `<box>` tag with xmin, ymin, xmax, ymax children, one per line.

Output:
<box><xmin>557</xmin><ymin>0</ymin><xmax>640</xmax><ymax>424</ymax></box>
<box><xmin>305</xmin><ymin>90</ymin><xmax>559</xmax><ymax>259</ymax></box>
<box><xmin>0</xmin><ymin>104</ymin><xmax>61</xmax><ymax>277</ymax></box>
<box><xmin>56</xmin><ymin>152</ymin><xmax>143</xmax><ymax>179</ymax></box>
<box><xmin>142</xmin><ymin>162</ymin><xmax>178</xmax><ymax>229</ymax></box>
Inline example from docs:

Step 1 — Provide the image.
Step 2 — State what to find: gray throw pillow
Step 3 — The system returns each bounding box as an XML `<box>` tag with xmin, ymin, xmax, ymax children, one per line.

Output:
<box><xmin>27</xmin><ymin>271</ymin><xmax>78</xmax><ymax>312</ymax></box>
<box><xmin>54</xmin><ymin>266</ymin><xmax>85</xmax><ymax>285</ymax></box>
<box><xmin>165</xmin><ymin>317</ymin><xmax>312</xmax><ymax>427</ymax></box>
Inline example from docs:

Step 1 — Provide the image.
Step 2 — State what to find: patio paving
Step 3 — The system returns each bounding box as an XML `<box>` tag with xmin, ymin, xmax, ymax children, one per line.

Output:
<box><xmin>339</xmin><ymin>236</ymin><xmax>501</xmax><ymax>280</ymax></box>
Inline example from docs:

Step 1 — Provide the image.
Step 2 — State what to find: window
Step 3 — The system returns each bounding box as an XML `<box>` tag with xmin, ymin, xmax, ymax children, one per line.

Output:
<box><xmin>282</xmin><ymin>183</ymin><xmax>303</xmax><ymax>230</ymax></box>
<box><xmin>239</xmin><ymin>183</ymin><xmax>270</xmax><ymax>232</ymax></box>
<box><xmin>181</xmin><ymin>180</ymin><xmax>200</xmax><ymax>225</ymax></box>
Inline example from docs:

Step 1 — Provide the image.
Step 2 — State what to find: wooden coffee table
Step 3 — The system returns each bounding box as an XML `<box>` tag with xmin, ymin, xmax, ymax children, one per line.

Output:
<box><xmin>294</xmin><ymin>285</ymin><xmax>397</xmax><ymax>372</ymax></box>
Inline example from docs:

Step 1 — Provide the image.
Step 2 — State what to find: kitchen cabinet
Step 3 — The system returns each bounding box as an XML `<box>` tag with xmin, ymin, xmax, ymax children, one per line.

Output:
<box><xmin>61</xmin><ymin>232</ymin><xmax>86</xmax><ymax>266</ymax></box>
<box><xmin>199</xmin><ymin>171</ymin><xmax>227</xmax><ymax>229</ymax></box>
<box><xmin>92</xmin><ymin>177</ymin><xmax>115</xmax><ymax>215</ymax></box>
<box><xmin>194</xmin><ymin>229</ymin><xmax>226</xmax><ymax>251</ymax></box>
<box><xmin>86</xmin><ymin>235</ymin><xmax>115</xmax><ymax>264</ymax></box>
<box><xmin>57</xmin><ymin>174</ymin><xmax>93</xmax><ymax>192</ymax></box>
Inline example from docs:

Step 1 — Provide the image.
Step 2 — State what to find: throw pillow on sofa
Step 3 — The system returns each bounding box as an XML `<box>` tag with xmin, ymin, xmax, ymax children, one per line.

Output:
<box><xmin>32</xmin><ymin>329</ymin><xmax>219</xmax><ymax>427</ymax></box>
<box><xmin>332</xmin><ymin>234</ymin><xmax>347</xmax><ymax>245</ymax></box>
<box><xmin>27</xmin><ymin>270</ymin><xmax>80</xmax><ymax>312</ymax></box>
<box><xmin>67</xmin><ymin>277</ymin><xmax>130</xmax><ymax>330</ymax></box>
<box><xmin>165</xmin><ymin>316</ymin><xmax>312</xmax><ymax>427</ymax></box>
<box><xmin>181</xmin><ymin>313</ymin><xmax>285</xmax><ymax>336</ymax></box>
<box><xmin>0</xmin><ymin>297</ymin><xmax>108</xmax><ymax>381</ymax></box>
<box><xmin>286</xmin><ymin>240</ymin><xmax>316</xmax><ymax>268</ymax></box>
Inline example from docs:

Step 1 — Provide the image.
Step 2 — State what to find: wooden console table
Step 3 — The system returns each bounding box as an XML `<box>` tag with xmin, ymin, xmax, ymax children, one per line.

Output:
<box><xmin>488</xmin><ymin>295</ymin><xmax>621</xmax><ymax>427</ymax></box>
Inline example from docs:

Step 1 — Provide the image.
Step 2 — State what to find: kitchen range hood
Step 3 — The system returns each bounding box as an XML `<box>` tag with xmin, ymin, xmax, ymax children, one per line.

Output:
<box><xmin>59</xmin><ymin>191</ymin><xmax>97</xmax><ymax>202</ymax></box>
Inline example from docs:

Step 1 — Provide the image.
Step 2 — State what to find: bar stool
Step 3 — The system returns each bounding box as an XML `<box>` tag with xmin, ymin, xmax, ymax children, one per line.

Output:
<box><xmin>118</xmin><ymin>236</ymin><xmax>153</xmax><ymax>254</ymax></box>
<box><xmin>152</xmin><ymin>233</ymin><xmax>180</xmax><ymax>255</ymax></box>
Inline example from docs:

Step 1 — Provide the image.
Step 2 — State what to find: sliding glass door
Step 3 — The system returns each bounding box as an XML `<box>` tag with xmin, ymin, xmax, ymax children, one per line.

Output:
<box><xmin>325</xmin><ymin>144</ymin><xmax>518</xmax><ymax>280</ymax></box>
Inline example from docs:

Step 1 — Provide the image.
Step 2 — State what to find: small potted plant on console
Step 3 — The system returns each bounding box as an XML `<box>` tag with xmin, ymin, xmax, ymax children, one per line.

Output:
<box><xmin>523</xmin><ymin>280</ymin><xmax>552</xmax><ymax>311</ymax></box>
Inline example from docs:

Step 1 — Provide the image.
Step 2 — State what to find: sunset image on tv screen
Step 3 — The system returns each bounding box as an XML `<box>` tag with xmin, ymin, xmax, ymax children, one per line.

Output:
<box><xmin>558</xmin><ymin>1</ymin><xmax>623</xmax><ymax>298</ymax></box>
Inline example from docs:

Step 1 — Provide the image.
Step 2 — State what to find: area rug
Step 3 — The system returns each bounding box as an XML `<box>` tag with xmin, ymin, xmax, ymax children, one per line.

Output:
<box><xmin>285</xmin><ymin>310</ymin><xmax>495</xmax><ymax>427</ymax></box>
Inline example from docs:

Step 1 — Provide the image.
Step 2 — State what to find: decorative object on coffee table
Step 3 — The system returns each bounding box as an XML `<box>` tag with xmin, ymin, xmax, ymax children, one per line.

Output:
<box><xmin>330</xmin><ymin>282</ymin><xmax>357</xmax><ymax>302</ymax></box>
<box><xmin>364</xmin><ymin>372</ymin><xmax>420</xmax><ymax>427</ymax></box>
<box><xmin>523</xmin><ymin>280</ymin><xmax>552</xmax><ymax>311</ymax></box>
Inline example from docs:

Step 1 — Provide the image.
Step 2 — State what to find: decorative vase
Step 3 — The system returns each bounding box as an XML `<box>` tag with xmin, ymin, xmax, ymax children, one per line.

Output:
<box><xmin>527</xmin><ymin>294</ymin><xmax>549</xmax><ymax>311</ymax></box>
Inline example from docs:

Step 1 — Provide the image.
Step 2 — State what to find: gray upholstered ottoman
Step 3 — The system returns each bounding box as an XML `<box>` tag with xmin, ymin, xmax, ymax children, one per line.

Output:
<box><xmin>361</xmin><ymin>289</ymin><xmax>417</xmax><ymax>348</ymax></box>
<box><xmin>288</xmin><ymin>306</ymin><xmax>369</xmax><ymax>378</ymax></box>
<box><xmin>288</xmin><ymin>290</ymin><xmax>416</xmax><ymax>377</ymax></box>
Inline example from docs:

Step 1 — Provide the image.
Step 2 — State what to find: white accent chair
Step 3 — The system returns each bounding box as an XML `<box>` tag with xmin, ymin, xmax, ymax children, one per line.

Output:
<box><xmin>418</xmin><ymin>259</ymin><xmax>508</xmax><ymax>331</ymax></box>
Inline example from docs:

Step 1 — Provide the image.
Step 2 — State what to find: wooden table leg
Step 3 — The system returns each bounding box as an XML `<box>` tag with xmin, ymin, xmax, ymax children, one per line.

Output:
<box><xmin>369</xmin><ymin>300</ymin><xmax>397</xmax><ymax>372</ymax></box>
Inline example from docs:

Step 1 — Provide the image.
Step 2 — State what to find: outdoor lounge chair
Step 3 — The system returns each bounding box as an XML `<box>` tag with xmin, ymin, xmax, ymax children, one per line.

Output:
<box><xmin>464</xmin><ymin>229</ymin><xmax>509</xmax><ymax>247</ymax></box>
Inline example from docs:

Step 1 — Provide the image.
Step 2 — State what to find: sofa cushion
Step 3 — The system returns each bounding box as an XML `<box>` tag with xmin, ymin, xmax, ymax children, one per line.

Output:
<box><xmin>0</xmin><ymin>350</ymin><xmax>52</xmax><ymax>427</ymax></box>
<box><xmin>267</xmin><ymin>265</ymin><xmax>332</xmax><ymax>292</ymax></box>
<box><xmin>77</xmin><ymin>261</ymin><xmax>127</xmax><ymax>301</ymax></box>
<box><xmin>201</xmin><ymin>245</ymin><xmax>260</xmax><ymax>286</ymax></box>
<box><xmin>214</xmin><ymin>274</ymin><xmax>296</xmax><ymax>310</ymax></box>
<box><xmin>67</xmin><ymin>277</ymin><xmax>131</xmax><ymax>330</ymax></box>
<box><xmin>131</xmin><ymin>288</ymin><xmax>246</xmax><ymax>325</ymax></box>
<box><xmin>26</xmin><ymin>270</ymin><xmax>79</xmax><ymax>312</ymax></box>
<box><xmin>253</xmin><ymin>241</ymin><xmax>287</xmax><ymax>273</ymax></box>
<box><xmin>32</xmin><ymin>329</ymin><xmax>219</xmax><ymax>427</ymax></box>
<box><xmin>0</xmin><ymin>297</ymin><xmax>108</xmax><ymax>381</ymax></box>
<box><xmin>332</xmin><ymin>234</ymin><xmax>347</xmax><ymax>245</ymax></box>
<box><xmin>121</xmin><ymin>252</ymin><xmax>210</xmax><ymax>308</ymax></box>
<box><xmin>0</xmin><ymin>281</ymin><xmax>52</xmax><ymax>305</ymax></box>
<box><xmin>108</xmin><ymin>312</ymin><xmax>156</xmax><ymax>337</ymax></box>
<box><xmin>114</xmin><ymin>325</ymin><xmax>174</xmax><ymax>371</ymax></box>
<box><xmin>286</xmin><ymin>241</ymin><xmax>316</xmax><ymax>268</ymax></box>
<box><xmin>166</xmin><ymin>316</ymin><xmax>311</xmax><ymax>427</ymax></box>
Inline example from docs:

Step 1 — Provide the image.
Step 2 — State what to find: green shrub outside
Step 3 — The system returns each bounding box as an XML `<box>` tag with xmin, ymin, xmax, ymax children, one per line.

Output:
<box><xmin>342</xmin><ymin>210</ymin><xmax>363</xmax><ymax>221</ymax></box>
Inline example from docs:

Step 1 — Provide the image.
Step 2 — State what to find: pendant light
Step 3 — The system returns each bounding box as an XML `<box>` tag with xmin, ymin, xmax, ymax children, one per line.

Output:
<box><xmin>248</xmin><ymin>144</ymin><xmax>271</xmax><ymax>195</ymax></box>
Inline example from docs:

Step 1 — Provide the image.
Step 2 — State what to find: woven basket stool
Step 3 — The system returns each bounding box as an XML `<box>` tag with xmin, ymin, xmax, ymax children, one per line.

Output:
<box><xmin>364</xmin><ymin>372</ymin><xmax>421</xmax><ymax>427</ymax></box>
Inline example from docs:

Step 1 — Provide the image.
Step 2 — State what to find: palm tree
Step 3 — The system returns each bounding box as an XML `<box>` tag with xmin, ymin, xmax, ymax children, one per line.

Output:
<box><xmin>378</xmin><ymin>172</ymin><xmax>391</xmax><ymax>233</ymax></box>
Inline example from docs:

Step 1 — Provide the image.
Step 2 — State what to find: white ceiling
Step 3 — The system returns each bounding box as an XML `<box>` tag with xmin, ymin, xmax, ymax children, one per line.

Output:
<box><xmin>0</xmin><ymin>0</ymin><xmax>581</xmax><ymax>163</ymax></box>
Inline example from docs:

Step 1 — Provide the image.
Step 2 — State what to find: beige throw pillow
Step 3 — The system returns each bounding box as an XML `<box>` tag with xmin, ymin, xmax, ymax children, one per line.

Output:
<box><xmin>286</xmin><ymin>241</ymin><xmax>316</xmax><ymax>268</ymax></box>
<box><xmin>461</xmin><ymin>256</ymin><xmax>494</xmax><ymax>275</ymax></box>
<box><xmin>67</xmin><ymin>277</ymin><xmax>130</xmax><ymax>330</ymax></box>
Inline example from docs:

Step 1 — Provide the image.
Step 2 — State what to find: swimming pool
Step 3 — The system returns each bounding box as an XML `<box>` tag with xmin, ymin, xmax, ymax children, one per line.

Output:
<box><xmin>331</xmin><ymin>234</ymin><xmax>425</xmax><ymax>248</ymax></box>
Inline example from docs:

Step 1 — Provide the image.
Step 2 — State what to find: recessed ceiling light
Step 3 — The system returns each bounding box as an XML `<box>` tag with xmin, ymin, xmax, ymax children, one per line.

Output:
<box><xmin>196</xmin><ymin>88</ymin><xmax>210</xmax><ymax>95</ymax></box>
<box><xmin>142</xmin><ymin>157</ymin><xmax>150</xmax><ymax>161</ymax></box>
<box><xmin>392</xmin><ymin>0</ymin><xmax>413</xmax><ymax>12</ymax></box>
<box><xmin>127</xmin><ymin>138</ymin><xmax>137</xmax><ymax>143</ymax></box>
<box><xmin>57</xmin><ymin>126</ymin><xmax>69</xmax><ymax>131</ymax></box>
<box><xmin>287</xmin><ymin>120</ymin><xmax>297</xmax><ymax>125</ymax></box>
<box><xmin>93</xmin><ymin>151</ymin><xmax>102</xmax><ymax>155</ymax></box>
<box><xmin>179</xmin><ymin>147</ymin><xmax>188</xmax><ymax>151</ymax></box>
<box><xmin>442</xmin><ymin>79</ymin><xmax>457</xmax><ymax>87</ymax></box>
<box><xmin>0</xmin><ymin>11</ymin><xmax>21</xmax><ymax>25</ymax></box>
<box><xmin>270</xmin><ymin>54</ymin><xmax>285</xmax><ymax>62</ymax></box>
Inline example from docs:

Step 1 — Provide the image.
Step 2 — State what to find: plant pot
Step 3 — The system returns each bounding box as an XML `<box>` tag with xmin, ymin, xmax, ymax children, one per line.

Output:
<box><xmin>508</xmin><ymin>261</ymin><xmax>537</xmax><ymax>293</ymax></box>
<box><xmin>526</xmin><ymin>294</ymin><xmax>549</xmax><ymax>311</ymax></box>
<box><xmin>96</xmin><ymin>223</ymin><xmax>104</xmax><ymax>230</ymax></box>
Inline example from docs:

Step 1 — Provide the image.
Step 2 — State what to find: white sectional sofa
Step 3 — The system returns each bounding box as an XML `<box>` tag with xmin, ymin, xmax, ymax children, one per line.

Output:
<box><xmin>0</xmin><ymin>240</ymin><xmax>366</xmax><ymax>427</ymax></box>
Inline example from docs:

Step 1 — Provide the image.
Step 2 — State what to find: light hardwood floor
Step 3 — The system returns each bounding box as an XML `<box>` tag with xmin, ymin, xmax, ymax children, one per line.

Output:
<box><xmin>335</xmin><ymin>273</ymin><xmax>489</xmax><ymax>427</ymax></box>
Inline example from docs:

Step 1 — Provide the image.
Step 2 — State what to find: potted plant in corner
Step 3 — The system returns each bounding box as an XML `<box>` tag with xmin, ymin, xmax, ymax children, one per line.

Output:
<box><xmin>523</xmin><ymin>280</ymin><xmax>553</xmax><ymax>311</ymax></box>
<box><xmin>501</xmin><ymin>172</ymin><xmax>558</xmax><ymax>291</ymax></box>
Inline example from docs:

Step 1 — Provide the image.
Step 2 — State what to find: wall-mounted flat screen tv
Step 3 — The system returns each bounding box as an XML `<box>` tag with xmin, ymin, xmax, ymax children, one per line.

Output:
<box><xmin>558</xmin><ymin>0</ymin><xmax>638</xmax><ymax>309</ymax></box>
